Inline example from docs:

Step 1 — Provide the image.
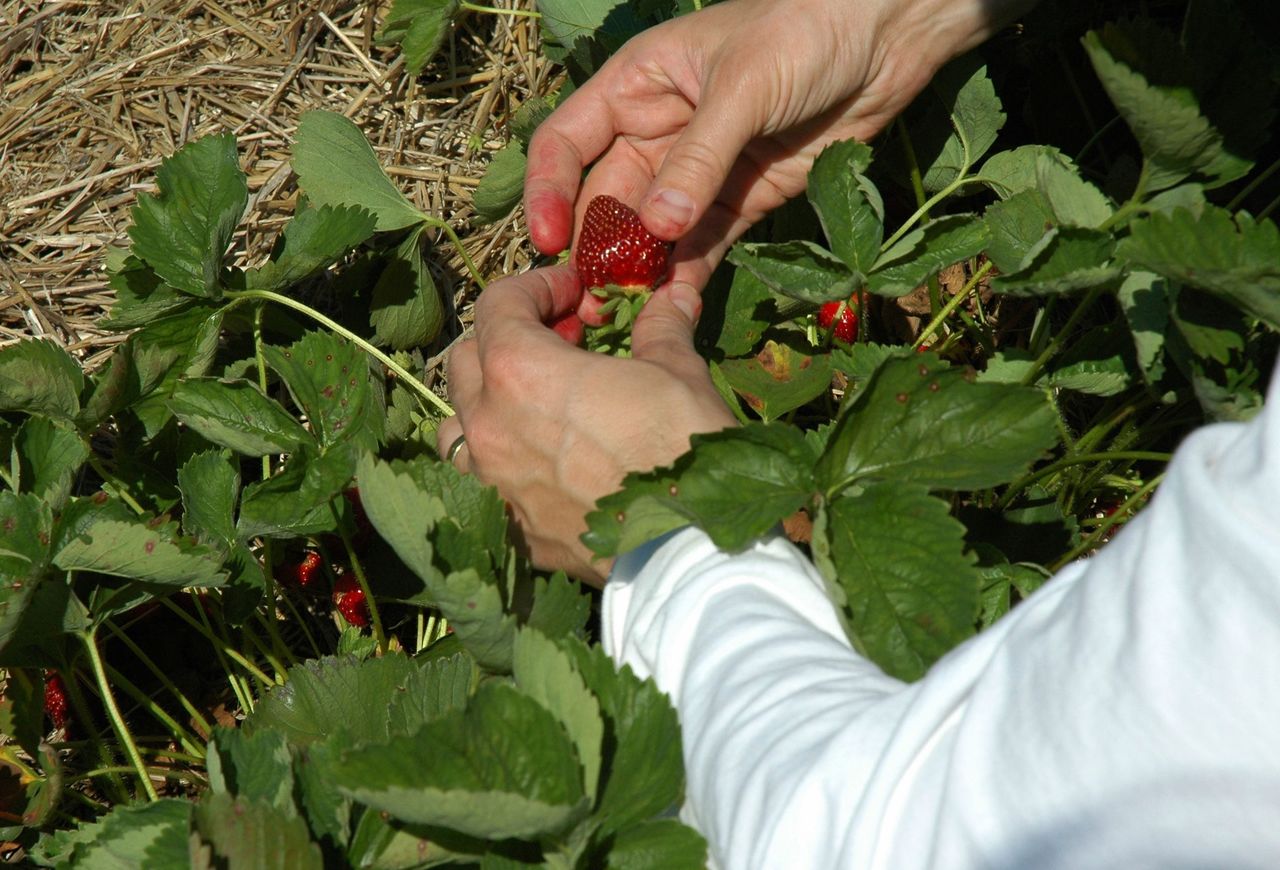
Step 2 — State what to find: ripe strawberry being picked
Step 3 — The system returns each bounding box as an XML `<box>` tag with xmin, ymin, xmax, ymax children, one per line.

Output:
<box><xmin>332</xmin><ymin>573</ymin><xmax>370</xmax><ymax>627</ymax></box>
<box><xmin>576</xmin><ymin>195</ymin><xmax>671</xmax><ymax>294</ymax></box>
<box><xmin>818</xmin><ymin>297</ymin><xmax>859</xmax><ymax>344</ymax></box>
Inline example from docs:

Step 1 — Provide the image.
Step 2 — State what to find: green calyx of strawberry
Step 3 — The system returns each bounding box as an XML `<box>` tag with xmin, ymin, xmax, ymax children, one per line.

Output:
<box><xmin>576</xmin><ymin>195</ymin><xmax>671</xmax><ymax>295</ymax></box>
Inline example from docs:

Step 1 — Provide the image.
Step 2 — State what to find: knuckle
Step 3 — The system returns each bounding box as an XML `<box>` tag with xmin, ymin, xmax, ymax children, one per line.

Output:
<box><xmin>482</xmin><ymin>343</ymin><xmax>534</xmax><ymax>395</ymax></box>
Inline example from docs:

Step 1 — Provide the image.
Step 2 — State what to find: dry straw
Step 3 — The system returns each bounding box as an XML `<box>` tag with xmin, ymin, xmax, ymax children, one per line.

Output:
<box><xmin>1</xmin><ymin>0</ymin><xmax>555</xmax><ymax>374</ymax></box>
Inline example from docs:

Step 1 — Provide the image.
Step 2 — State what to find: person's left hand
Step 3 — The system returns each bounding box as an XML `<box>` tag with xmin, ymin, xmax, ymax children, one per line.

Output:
<box><xmin>435</xmin><ymin>266</ymin><xmax>737</xmax><ymax>584</ymax></box>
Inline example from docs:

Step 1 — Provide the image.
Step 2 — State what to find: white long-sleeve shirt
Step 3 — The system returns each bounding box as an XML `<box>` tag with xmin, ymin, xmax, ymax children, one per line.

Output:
<box><xmin>602</xmin><ymin>370</ymin><xmax>1280</xmax><ymax>869</ymax></box>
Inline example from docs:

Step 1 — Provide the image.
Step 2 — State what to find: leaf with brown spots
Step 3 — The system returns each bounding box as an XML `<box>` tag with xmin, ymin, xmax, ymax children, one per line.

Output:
<box><xmin>717</xmin><ymin>341</ymin><xmax>833</xmax><ymax>422</ymax></box>
<box><xmin>264</xmin><ymin>331</ymin><xmax>384</xmax><ymax>453</ymax></box>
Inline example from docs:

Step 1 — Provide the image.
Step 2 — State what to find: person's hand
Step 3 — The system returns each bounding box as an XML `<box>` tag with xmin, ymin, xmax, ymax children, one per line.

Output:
<box><xmin>525</xmin><ymin>0</ymin><xmax>1027</xmax><ymax>321</ymax></box>
<box><xmin>435</xmin><ymin>267</ymin><xmax>738</xmax><ymax>584</ymax></box>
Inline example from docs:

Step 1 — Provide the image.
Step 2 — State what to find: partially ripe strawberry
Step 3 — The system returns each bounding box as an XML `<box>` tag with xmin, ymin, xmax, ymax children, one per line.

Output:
<box><xmin>332</xmin><ymin>574</ymin><xmax>370</xmax><ymax>627</ymax></box>
<box><xmin>818</xmin><ymin>299</ymin><xmax>859</xmax><ymax>344</ymax></box>
<box><xmin>576</xmin><ymin>195</ymin><xmax>671</xmax><ymax>293</ymax></box>
<box><xmin>282</xmin><ymin>549</ymin><xmax>324</xmax><ymax>591</ymax></box>
<box><xmin>44</xmin><ymin>671</ymin><xmax>69</xmax><ymax>731</ymax></box>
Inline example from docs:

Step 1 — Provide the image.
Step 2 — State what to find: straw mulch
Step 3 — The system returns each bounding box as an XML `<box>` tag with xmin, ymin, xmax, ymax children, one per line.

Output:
<box><xmin>0</xmin><ymin>0</ymin><xmax>554</xmax><ymax>373</ymax></box>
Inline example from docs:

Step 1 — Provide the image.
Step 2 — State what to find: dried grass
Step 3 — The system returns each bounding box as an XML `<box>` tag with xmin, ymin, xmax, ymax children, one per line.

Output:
<box><xmin>0</xmin><ymin>0</ymin><xmax>554</xmax><ymax>371</ymax></box>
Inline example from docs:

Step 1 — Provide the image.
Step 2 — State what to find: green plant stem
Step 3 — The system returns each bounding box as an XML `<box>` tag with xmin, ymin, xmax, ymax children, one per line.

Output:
<box><xmin>458</xmin><ymin>1</ymin><xmax>541</xmax><ymax>17</ymax></box>
<box><xmin>1226</xmin><ymin>154</ymin><xmax>1280</xmax><ymax>212</ymax></box>
<box><xmin>1050</xmin><ymin>473</ymin><xmax>1164</xmax><ymax>570</ymax></box>
<box><xmin>103</xmin><ymin>663</ymin><xmax>204</xmax><ymax>758</ymax></box>
<box><xmin>81</xmin><ymin>765</ymin><xmax>206</xmax><ymax>785</ymax></box>
<box><xmin>330</xmin><ymin>502</ymin><xmax>388</xmax><ymax>654</ymax></box>
<box><xmin>224</xmin><ymin>288</ymin><xmax>454</xmax><ymax>417</ymax></box>
<box><xmin>1019</xmin><ymin>285</ymin><xmax>1105</xmax><ymax>386</ymax></box>
<box><xmin>422</xmin><ymin>216</ymin><xmax>487</xmax><ymax>291</ymax></box>
<box><xmin>897</xmin><ymin>117</ymin><xmax>930</xmax><ymax>213</ymax></box>
<box><xmin>104</xmin><ymin>620</ymin><xmax>214</xmax><ymax>739</ymax></box>
<box><xmin>1257</xmin><ymin>190</ymin><xmax>1280</xmax><ymax>222</ymax></box>
<box><xmin>87</xmin><ymin>456</ymin><xmax>147</xmax><ymax>515</ymax></box>
<box><xmin>80</xmin><ymin>629</ymin><xmax>159</xmax><ymax>801</ymax></box>
<box><xmin>912</xmin><ymin>260</ymin><xmax>995</xmax><ymax>349</ymax></box>
<box><xmin>1099</xmin><ymin>162</ymin><xmax>1151</xmax><ymax>232</ymax></box>
<box><xmin>158</xmin><ymin>597</ymin><xmax>277</xmax><ymax>688</ymax></box>
<box><xmin>55</xmin><ymin>657</ymin><xmax>131</xmax><ymax>804</ymax></box>
<box><xmin>998</xmin><ymin>450</ymin><xmax>1171</xmax><ymax>510</ymax></box>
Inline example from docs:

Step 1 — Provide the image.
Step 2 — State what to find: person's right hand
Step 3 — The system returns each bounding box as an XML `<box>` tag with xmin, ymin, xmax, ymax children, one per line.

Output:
<box><xmin>525</xmin><ymin>0</ymin><xmax>1028</xmax><ymax>320</ymax></box>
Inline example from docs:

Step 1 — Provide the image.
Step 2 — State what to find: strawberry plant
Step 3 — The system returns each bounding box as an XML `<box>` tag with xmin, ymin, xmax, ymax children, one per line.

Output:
<box><xmin>2</xmin><ymin>0</ymin><xmax>1277</xmax><ymax>865</ymax></box>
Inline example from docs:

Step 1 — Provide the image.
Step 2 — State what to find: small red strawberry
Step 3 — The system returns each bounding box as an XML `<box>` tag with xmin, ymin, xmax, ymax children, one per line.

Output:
<box><xmin>284</xmin><ymin>549</ymin><xmax>324</xmax><ymax>591</ymax></box>
<box><xmin>44</xmin><ymin>671</ymin><xmax>69</xmax><ymax>731</ymax></box>
<box><xmin>332</xmin><ymin>574</ymin><xmax>370</xmax><ymax>627</ymax></box>
<box><xmin>818</xmin><ymin>298</ymin><xmax>859</xmax><ymax>344</ymax></box>
<box><xmin>576</xmin><ymin>195</ymin><xmax>671</xmax><ymax>293</ymax></box>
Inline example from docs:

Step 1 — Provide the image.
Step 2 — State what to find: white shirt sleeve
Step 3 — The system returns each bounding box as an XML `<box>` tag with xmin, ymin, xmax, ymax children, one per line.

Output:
<box><xmin>601</xmin><ymin>371</ymin><xmax>1280</xmax><ymax>869</ymax></box>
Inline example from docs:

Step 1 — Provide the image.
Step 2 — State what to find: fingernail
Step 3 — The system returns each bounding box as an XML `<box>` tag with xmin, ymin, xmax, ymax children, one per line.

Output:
<box><xmin>648</xmin><ymin>188</ymin><xmax>695</xmax><ymax>229</ymax></box>
<box><xmin>667</xmin><ymin>282</ymin><xmax>700</xmax><ymax>321</ymax></box>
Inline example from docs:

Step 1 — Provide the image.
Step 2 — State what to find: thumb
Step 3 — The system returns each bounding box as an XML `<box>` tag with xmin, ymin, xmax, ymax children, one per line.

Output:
<box><xmin>639</xmin><ymin>88</ymin><xmax>757</xmax><ymax>240</ymax></box>
<box><xmin>631</xmin><ymin>282</ymin><xmax>706</xmax><ymax>379</ymax></box>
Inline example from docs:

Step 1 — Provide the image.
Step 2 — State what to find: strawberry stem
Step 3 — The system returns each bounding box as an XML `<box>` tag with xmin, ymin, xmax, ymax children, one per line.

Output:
<box><xmin>80</xmin><ymin>628</ymin><xmax>159</xmax><ymax>801</ymax></box>
<box><xmin>224</xmin><ymin>289</ymin><xmax>454</xmax><ymax>418</ymax></box>
<box><xmin>104</xmin><ymin>620</ymin><xmax>214</xmax><ymax>740</ymax></box>
<box><xmin>329</xmin><ymin>502</ymin><xmax>388</xmax><ymax>655</ymax></box>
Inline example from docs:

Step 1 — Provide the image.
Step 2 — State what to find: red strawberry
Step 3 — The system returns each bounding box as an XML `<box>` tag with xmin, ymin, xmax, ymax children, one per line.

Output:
<box><xmin>818</xmin><ymin>298</ymin><xmax>859</xmax><ymax>344</ymax></box>
<box><xmin>44</xmin><ymin>671</ymin><xmax>69</xmax><ymax>731</ymax></box>
<box><xmin>576</xmin><ymin>195</ymin><xmax>671</xmax><ymax>293</ymax></box>
<box><xmin>332</xmin><ymin>574</ymin><xmax>370</xmax><ymax>627</ymax></box>
<box><xmin>284</xmin><ymin>549</ymin><xmax>324</xmax><ymax>591</ymax></box>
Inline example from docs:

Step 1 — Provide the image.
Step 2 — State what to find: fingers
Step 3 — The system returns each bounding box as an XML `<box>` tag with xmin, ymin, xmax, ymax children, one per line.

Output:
<box><xmin>473</xmin><ymin>264</ymin><xmax>582</xmax><ymax>350</ymax></box>
<box><xmin>639</xmin><ymin>75</ymin><xmax>760</xmax><ymax>241</ymax></box>
<box><xmin>524</xmin><ymin>86</ymin><xmax>624</xmax><ymax>254</ymax></box>
<box><xmin>437</xmin><ymin>338</ymin><xmax>482</xmax><ymax>472</ymax></box>
<box><xmin>630</xmin><ymin>282</ymin><xmax>707</xmax><ymax>382</ymax></box>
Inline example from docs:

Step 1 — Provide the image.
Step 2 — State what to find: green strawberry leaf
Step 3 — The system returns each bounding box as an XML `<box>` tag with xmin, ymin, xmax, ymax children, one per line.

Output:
<box><xmin>293</xmin><ymin>110</ymin><xmax>427</xmax><ymax>232</ymax></box>
<box><xmin>168</xmin><ymin>377</ymin><xmax>312</xmax><ymax>456</ymax></box>
<box><xmin>207</xmin><ymin>727</ymin><xmax>296</xmax><ymax>813</ymax></box>
<box><xmin>990</xmin><ymin>227</ymin><xmax>1120</xmax><ymax>296</ymax></box>
<box><xmin>584</xmin><ymin>422</ymin><xmax>817</xmax><ymax>557</ymax></box>
<box><xmin>244</xmin><ymin>653</ymin><xmax>418</xmax><ymax>748</ymax></box>
<box><xmin>264</xmin><ymin>331</ymin><xmax>384</xmax><ymax>454</ymax></box>
<box><xmin>981</xmin><ymin>188</ymin><xmax>1057</xmax><ymax>274</ymax></box>
<box><xmin>102</xmin><ymin>256</ymin><xmax>194</xmax><ymax>330</ymax></box>
<box><xmin>193</xmin><ymin>792</ymin><xmax>323</xmax><ymax>870</ymax></box>
<box><xmin>380</xmin><ymin>0</ymin><xmax>460</xmax><ymax>74</ymax></box>
<box><xmin>700</xmin><ymin>264</ymin><xmax>777</xmax><ymax>358</ymax></box>
<box><xmin>128</xmin><ymin>132</ymin><xmax>247</xmax><ymax>298</ymax></box>
<box><xmin>473</xmin><ymin>142</ymin><xmax>528</xmax><ymax>225</ymax></box>
<box><xmin>52</xmin><ymin>499</ymin><xmax>228</xmax><ymax>590</ymax></box>
<box><xmin>1082</xmin><ymin>22</ymin><xmax>1253</xmax><ymax>191</ymax></box>
<box><xmin>807</xmin><ymin>139</ymin><xmax>882</xmax><ymax>274</ymax></box>
<box><xmin>0</xmin><ymin>493</ymin><xmax>56</xmax><ymax>663</ymax></box>
<box><xmin>330</xmin><ymin>681</ymin><xmax>587</xmax><ymax>840</ymax></box>
<box><xmin>178</xmin><ymin>451</ymin><xmax>241</xmax><ymax>549</ymax></box>
<box><xmin>716</xmin><ymin>340</ymin><xmax>834</xmax><ymax>422</ymax></box>
<box><xmin>244</xmin><ymin>204</ymin><xmax>376</xmax><ymax>292</ymax></box>
<box><xmin>13</xmin><ymin>416</ymin><xmax>88</xmax><ymax>508</ymax></box>
<box><xmin>369</xmin><ymin>226</ymin><xmax>444</xmax><ymax>350</ymax></box>
<box><xmin>525</xmin><ymin>572</ymin><xmax>592</xmax><ymax>641</ymax></box>
<box><xmin>726</xmin><ymin>240</ymin><xmax>861</xmax><ymax>304</ymax></box>
<box><xmin>236</xmin><ymin>446</ymin><xmax>355</xmax><ymax>540</ymax></box>
<box><xmin>908</xmin><ymin>56</ymin><xmax>1005</xmax><ymax>192</ymax></box>
<box><xmin>513</xmin><ymin>629</ymin><xmax>604</xmax><ymax>801</ymax></box>
<box><xmin>387</xmin><ymin>652</ymin><xmax>478</xmax><ymax>737</ymax></box>
<box><xmin>816</xmin><ymin>354</ymin><xmax>1058</xmax><ymax>494</ymax></box>
<box><xmin>815</xmin><ymin>483</ymin><xmax>980</xmax><ymax>681</ymax></box>
<box><xmin>1115</xmin><ymin>270</ymin><xmax>1171</xmax><ymax>385</ymax></box>
<box><xmin>868</xmin><ymin>214</ymin><xmax>990</xmax><ymax>298</ymax></box>
<box><xmin>605</xmin><ymin>819</ymin><xmax>709</xmax><ymax>870</ymax></box>
<box><xmin>0</xmin><ymin>339</ymin><xmax>84</xmax><ymax>422</ymax></box>
<box><xmin>30</xmin><ymin>798</ymin><xmax>193</xmax><ymax>869</ymax></box>
<box><xmin>979</xmin><ymin>145</ymin><xmax>1079</xmax><ymax>200</ymax></box>
<box><xmin>1117</xmin><ymin>206</ymin><xmax>1280</xmax><ymax>329</ymax></box>
<box><xmin>561</xmin><ymin>637</ymin><xmax>685</xmax><ymax>837</ymax></box>
<box><xmin>126</xmin><ymin>304</ymin><xmax>226</xmax><ymax>439</ymax></box>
